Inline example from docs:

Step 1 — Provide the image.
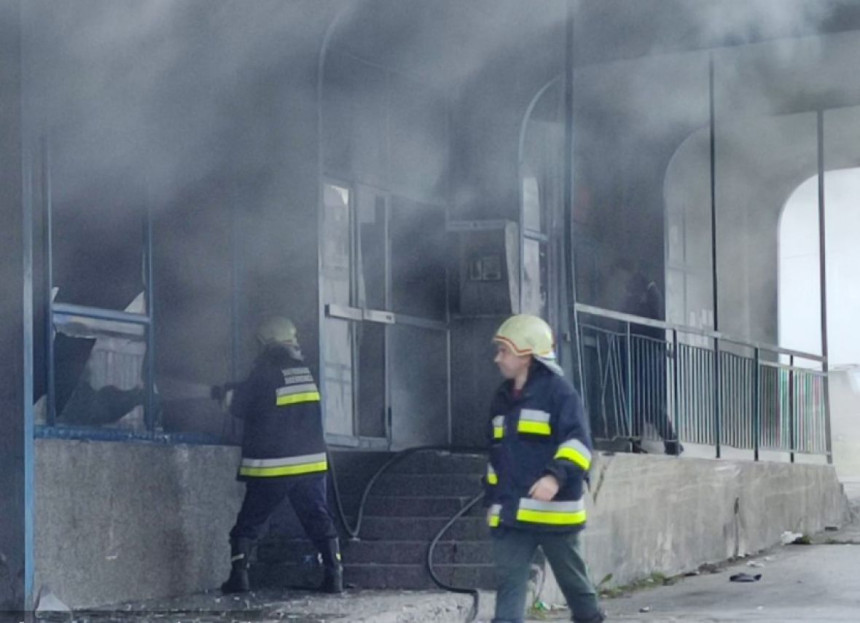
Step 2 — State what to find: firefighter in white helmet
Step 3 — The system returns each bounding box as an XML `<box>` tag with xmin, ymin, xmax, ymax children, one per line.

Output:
<box><xmin>219</xmin><ymin>316</ymin><xmax>342</xmax><ymax>594</ymax></box>
<box><xmin>484</xmin><ymin>314</ymin><xmax>604</xmax><ymax>623</ymax></box>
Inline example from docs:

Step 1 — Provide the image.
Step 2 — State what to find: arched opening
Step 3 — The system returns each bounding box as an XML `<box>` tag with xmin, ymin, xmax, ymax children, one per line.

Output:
<box><xmin>779</xmin><ymin>169</ymin><xmax>860</xmax><ymax>366</ymax></box>
<box><xmin>781</xmin><ymin>168</ymin><xmax>860</xmax><ymax>476</ymax></box>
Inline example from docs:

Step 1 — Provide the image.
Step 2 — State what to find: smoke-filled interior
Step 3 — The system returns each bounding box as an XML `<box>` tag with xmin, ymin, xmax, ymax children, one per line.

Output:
<box><xmin>21</xmin><ymin>0</ymin><xmax>860</xmax><ymax>447</ymax></box>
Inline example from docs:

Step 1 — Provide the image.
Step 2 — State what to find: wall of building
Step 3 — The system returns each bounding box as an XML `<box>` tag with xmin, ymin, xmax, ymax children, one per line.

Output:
<box><xmin>540</xmin><ymin>453</ymin><xmax>849</xmax><ymax>603</ymax></box>
<box><xmin>33</xmin><ymin>441</ymin><xmax>397</xmax><ymax>609</ymax></box>
<box><xmin>36</xmin><ymin>440</ymin><xmax>848</xmax><ymax>610</ymax></box>
<box><xmin>830</xmin><ymin>367</ymin><xmax>860</xmax><ymax>480</ymax></box>
<box><xmin>35</xmin><ymin>439</ymin><xmax>243</xmax><ymax>608</ymax></box>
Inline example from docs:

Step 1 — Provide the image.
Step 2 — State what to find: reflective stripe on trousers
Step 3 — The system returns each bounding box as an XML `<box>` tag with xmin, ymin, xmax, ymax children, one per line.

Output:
<box><xmin>239</xmin><ymin>452</ymin><xmax>328</xmax><ymax>477</ymax></box>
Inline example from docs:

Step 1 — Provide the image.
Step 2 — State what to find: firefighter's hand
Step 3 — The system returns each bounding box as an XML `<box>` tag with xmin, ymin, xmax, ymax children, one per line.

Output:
<box><xmin>210</xmin><ymin>385</ymin><xmax>224</xmax><ymax>401</ymax></box>
<box><xmin>528</xmin><ymin>475</ymin><xmax>559</xmax><ymax>501</ymax></box>
<box><xmin>219</xmin><ymin>389</ymin><xmax>234</xmax><ymax>413</ymax></box>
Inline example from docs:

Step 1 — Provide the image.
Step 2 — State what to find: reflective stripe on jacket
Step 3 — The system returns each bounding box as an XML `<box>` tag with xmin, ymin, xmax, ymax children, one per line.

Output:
<box><xmin>231</xmin><ymin>345</ymin><xmax>327</xmax><ymax>480</ymax></box>
<box><xmin>483</xmin><ymin>362</ymin><xmax>593</xmax><ymax>532</ymax></box>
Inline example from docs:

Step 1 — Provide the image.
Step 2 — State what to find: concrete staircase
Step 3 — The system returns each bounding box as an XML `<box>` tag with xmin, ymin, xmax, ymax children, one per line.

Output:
<box><xmin>251</xmin><ymin>450</ymin><xmax>495</xmax><ymax>591</ymax></box>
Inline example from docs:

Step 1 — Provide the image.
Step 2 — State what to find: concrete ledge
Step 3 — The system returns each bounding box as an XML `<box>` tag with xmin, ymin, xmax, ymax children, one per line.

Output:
<box><xmin>80</xmin><ymin>589</ymin><xmax>475</xmax><ymax>623</ymax></box>
<box><xmin>540</xmin><ymin>453</ymin><xmax>850</xmax><ymax>603</ymax></box>
<box><xmin>35</xmin><ymin>439</ymin><xmax>244</xmax><ymax>608</ymax></box>
<box><xmin>35</xmin><ymin>440</ymin><xmax>849</xmax><ymax>613</ymax></box>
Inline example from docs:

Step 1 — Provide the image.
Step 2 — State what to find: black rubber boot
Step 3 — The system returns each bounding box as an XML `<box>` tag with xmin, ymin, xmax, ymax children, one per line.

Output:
<box><xmin>317</xmin><ymin>538</ymin><xmax>344</xmax><ymax>594</ymax></box>
<box><xmin>664</xmin><ymin>440</ymin><xmax>684</xmax><ymax>456</ymax></box>
<box><xmin>630</xmin><ymin>439</ymin><xmax>648</xmax><ymax>454</ymax></box>
<box><xmin>221</xmin><ymin>537</ymin><xmax>253</xmax><ymax>594</ymax></box>
<box><xmin>573</xmin><ymin>611</ymin><xmax>606</xmax><ymax>623</ymax></box>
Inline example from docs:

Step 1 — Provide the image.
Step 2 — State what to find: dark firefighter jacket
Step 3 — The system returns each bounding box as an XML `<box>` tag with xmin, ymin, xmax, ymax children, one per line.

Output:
<box><xmin>484</xmin><ymin>362</ymin><xmax>593</xmax><ymax>533</ymax></box>
<box><xmin>230</xmin><ymin>345</ymin><xmax>327</xmax><ymax>480</ymax></box>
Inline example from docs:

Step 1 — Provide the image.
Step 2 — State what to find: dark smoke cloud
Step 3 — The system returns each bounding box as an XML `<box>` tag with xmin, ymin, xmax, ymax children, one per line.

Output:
<box><xmin>24</xmin><ymin>0</ymin><xmax>856</xmax><ymax>376</ymax></box>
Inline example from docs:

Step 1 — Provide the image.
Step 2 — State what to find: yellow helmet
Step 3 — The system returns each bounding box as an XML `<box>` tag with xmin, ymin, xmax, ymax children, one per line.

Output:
<box><xmin>256</xmin><ymin>316</ymin><xmax>299</xmax><ymax>347</ymax></box>
<box><xmin>493</xmin><ymin>314</ymin><xmax>562</xmax><ymax>374</ymax></box>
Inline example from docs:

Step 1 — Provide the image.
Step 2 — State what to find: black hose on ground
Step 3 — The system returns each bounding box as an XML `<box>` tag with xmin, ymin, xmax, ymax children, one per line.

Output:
<box><xmin>327</xmin><ymin>445</ymin><xmax>487</xmax><ymax>541</ymax></box>
<box><xmin>327</xmin><ymin>446</ymin><xmax>488</xmax><ymax>621</ymax></box>
<box><xmin>425</xmin><ymin>491</ymin><xmax>485</xmax><ymax>623</ymax></box>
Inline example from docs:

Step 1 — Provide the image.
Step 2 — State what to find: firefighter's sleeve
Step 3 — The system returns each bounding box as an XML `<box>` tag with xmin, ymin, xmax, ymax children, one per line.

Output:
<box><xmin>229</xmin><ymin>374</ymin><xmax>259</xmax><ymax>421</ymax></box>
<box><xmin>542</xmin><ymin>387</ymin><xmax>592</xmax><ymax>489</ymax></box>
<box><xmin>482</xmin><ymin>400</ymin><xmax>500</xmax><ymax>508</ymax></box>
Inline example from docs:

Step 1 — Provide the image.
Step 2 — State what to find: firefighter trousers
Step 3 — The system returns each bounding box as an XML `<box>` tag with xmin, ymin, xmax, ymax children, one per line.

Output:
<box><xmin>491</xmin><ymin>528</ymin><xmax>603</xmax><ymax>623</ymax></box>
<box><xmin>229</xmin><ymin>474</ymin><xmax>337</xmax><ymax>543</ymax></box>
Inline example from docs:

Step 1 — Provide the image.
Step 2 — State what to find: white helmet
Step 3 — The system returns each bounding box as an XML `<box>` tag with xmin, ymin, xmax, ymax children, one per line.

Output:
<box><xmin>493</xmin><ymin>314</ymin><xmax>562</xmax><ymax>375</ymax></box>
<box><xmin>256</xmin><ymin>316</ymin><xmax>302</xmax><ymax>359</ymax></box>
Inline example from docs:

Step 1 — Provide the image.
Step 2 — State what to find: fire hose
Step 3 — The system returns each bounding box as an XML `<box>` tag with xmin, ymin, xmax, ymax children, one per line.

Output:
<box><xmin>327</xmin><ymin>446</ymin><xmax>487</xmax><ymax>622</ymax></box>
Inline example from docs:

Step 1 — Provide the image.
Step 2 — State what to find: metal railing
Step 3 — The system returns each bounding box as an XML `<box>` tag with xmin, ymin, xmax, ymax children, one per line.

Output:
<box><xmin>576</xmin><ymin>303</ymin><xmax>830</xmax><ymax>462</ymax></box>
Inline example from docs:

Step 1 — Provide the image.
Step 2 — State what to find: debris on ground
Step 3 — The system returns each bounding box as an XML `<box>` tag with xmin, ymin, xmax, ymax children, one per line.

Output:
<box><xmin>729</xmin><ymin>573</ymin><xmax>762</xmax><ymax>583</ymax></box>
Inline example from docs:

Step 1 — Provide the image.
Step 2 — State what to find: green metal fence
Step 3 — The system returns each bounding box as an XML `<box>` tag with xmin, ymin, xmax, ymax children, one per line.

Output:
<box><xmin>577</xmin><ymin>304</ymin><xmax>830</xmax><ymax>461</ymax></box>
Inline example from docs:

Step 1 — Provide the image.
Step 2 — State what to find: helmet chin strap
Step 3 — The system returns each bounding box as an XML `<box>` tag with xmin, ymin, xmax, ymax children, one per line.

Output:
<box><xmin>259</xmin><ymin>341</ymin><xmax>304</xmax><ymax>361</ymax></box>
<box><xmin>286</xmin><ymin>344</ymin><xmax>304</xmax><ymax>361</ymax></box>
<box><xmin>536</xmin><ymin>355</ymin><xmax>563</xmax><ymax>376</ymax></box>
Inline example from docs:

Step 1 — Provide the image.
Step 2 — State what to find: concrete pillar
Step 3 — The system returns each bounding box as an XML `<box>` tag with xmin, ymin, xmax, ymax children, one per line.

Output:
<box><xmin>0</xmin><ymin>0</ymin><xmax>32</xmax><ymax>612</ymax></box>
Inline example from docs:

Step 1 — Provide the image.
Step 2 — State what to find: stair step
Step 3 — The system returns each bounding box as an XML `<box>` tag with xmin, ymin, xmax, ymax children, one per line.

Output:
<box><xmin>259</xmin><ymin>517</ymin><xmax>489</xmax><ymax>555</ymax></box>
<box><xmin>391</xmin><ymin>451</ymin><xmax>488</xmax><ymax>474</ymax></box>
<box><xmin>255</xmin><ymin>451</ymin><xmax>496</xmax><ymax>592</ymax></box>
<box><xmin>336</xmin><ymin>494</ymin><xmax>485</xmax><ymax>518</ymax></box>
<box><xmin>345</xmin><ymin>540</ymin><xmax>493</xmax><ymax>565</ymax></box>
<box><xmin>257</xmin><ymin>538</ymin><xmax>493</xmax><ymax>565</ymax></box>
<box><xmin>251</xmin><ymin>562</ymin><xmax>496</xmax><ymax>591</ymax></box>
<box><xmin>371</xmin><ymin>474</ymin><xmax>484</xmax><ymax>497</ymax></box>
<box><xmin>328</xmin><ymin>451</ymin><xmax>486</xmax><ymax>500</ymax></box>
<box><xmin>360</xmin><ymin>516</ymin><xmax>489</xmax><ymax>541</ymax></box>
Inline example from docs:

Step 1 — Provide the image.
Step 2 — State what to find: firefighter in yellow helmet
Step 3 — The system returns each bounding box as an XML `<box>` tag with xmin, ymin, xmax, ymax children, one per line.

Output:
<box><xmin>220</xmin><ymin>316</ymin><xmax>342</xmax><ymax>594</ymax></box>
<box><xmin>485</xmin><ymin>315</ymin><xmax>604</xmax><ymax>623</ymax></box>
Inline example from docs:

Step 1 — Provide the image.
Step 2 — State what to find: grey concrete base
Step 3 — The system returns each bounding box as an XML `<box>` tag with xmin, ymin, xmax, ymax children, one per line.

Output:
<box><xmin>35</xmin><ymin>440</ymin><xmax>849</xmax><ymax>614</ymax></box>
<box><xmin>539</xmin><ymin>453</ymin><xmax>849</xmax><ymax>605</ymax></box>
<box><xmin>829</xmin><ymin>367</ymin><xmax>860</xmax><ymax>480</ymax></box>
<box><xmin>86</xmin><ymin>589</ymin><xmax>474</xmax><ymax>623</ymax></box>
<box><xmin>35</xmin><ymin>439</ymin><xmax>244</xmax><ymax>609</ymax></box>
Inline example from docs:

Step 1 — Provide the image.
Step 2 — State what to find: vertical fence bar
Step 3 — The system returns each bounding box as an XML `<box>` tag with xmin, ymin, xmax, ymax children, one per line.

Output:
<box><xmin>726</xmin><ymin>354</ymin><xmax>732</xmax><ymax>448</ymax></box>
<box><xmin>722</xmin><ymin>353</ymin><xmax>728</xmax><ymax>448</ymax></box>
<box><xmin>753</xmin><ymin>347</ymin><xmax>760</xmax><ymax>461</ymax></box>
<box><xmin>697</xmin><ymin>348</ymin><xmax>704</xmax><ymax>444</ymax></box>
<box><xmin>705</xmin><ymin>348</ymin><xmax>712</xmax><ymax>445</ymax></box>
<box><xmin>762</xmin><ymin>365</ymin><xmax>769</xmax><ymax>450</ymax></box>
<box><xmin>672</xmin><ymin>329</ymin><xmax>681</xmax><ymax>454</ymax></box>
<box><xmin>797</xmin><ymin>371</ymin><xmax>805</xmax><ymax>454</ymax></box>
<box><xmin>729</xmin><ymin>354</ymin><xmax>735</xmax><ymax>447</ymax></box>
<box><xmin>789</xmin><ymin>355</ymin><xmax>796</xmax><ymax>463</ymax></box>
<box><xmin>744</xmin><ymin>355</ymin><xmax>750</xmax><ymax>448</ymax></box>
<box><xmin>694</xmin><ymin>347</ymin><xmax>700</xmax><ymax>444</ymax></box>
<box><xmin>696</xmin><ymin>348</ymin><xmax>702</xmax><ymax>444</ymax></box>
<box><xmin>625</xmin><ymin>323</ymin><xmax>633</xmax><ymax>442</ymax></box>
<box><xmin>714</xmin><ymin>338</ymin><xmax>721</xmax><ymax>458</ymax></box>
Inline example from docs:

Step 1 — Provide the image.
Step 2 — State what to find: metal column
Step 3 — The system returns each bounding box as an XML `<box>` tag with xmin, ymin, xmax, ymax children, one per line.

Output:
<box><xmin>817</xmin><ymin>110</ymin><xmax>833</xmax><ymax>464</ymax></box>
<box><xmin>709</xmin><ymin>54</ymin><xmax>722</xmax><ymax>458</ymax></box>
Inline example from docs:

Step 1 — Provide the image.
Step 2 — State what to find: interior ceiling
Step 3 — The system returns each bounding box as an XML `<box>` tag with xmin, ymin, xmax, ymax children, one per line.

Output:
<box><xmin>328</xmin><ymin>0</ymin><xmax>860</xmax><ymax>113</ymax></box>
<box><xmin>329</xmin><ymin>0</ymin><xmax>565</xmax><ymax>89</ymax></box>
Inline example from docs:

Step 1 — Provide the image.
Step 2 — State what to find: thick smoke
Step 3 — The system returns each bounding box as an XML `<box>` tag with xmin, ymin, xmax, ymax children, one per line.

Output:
<box><xmin>24</xmin><ymin>0</ymin><xmax>855</xmax><ymax>400</ymax></box>
<box><xmin>18</xmin><ymin>0</ymin><xmax>860</xmax><ymax>609</ymax></box>
<box><xmin>569</xmin><ymin>0</ymin><xmax>851</xmax><ymax>350</ymax></box>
